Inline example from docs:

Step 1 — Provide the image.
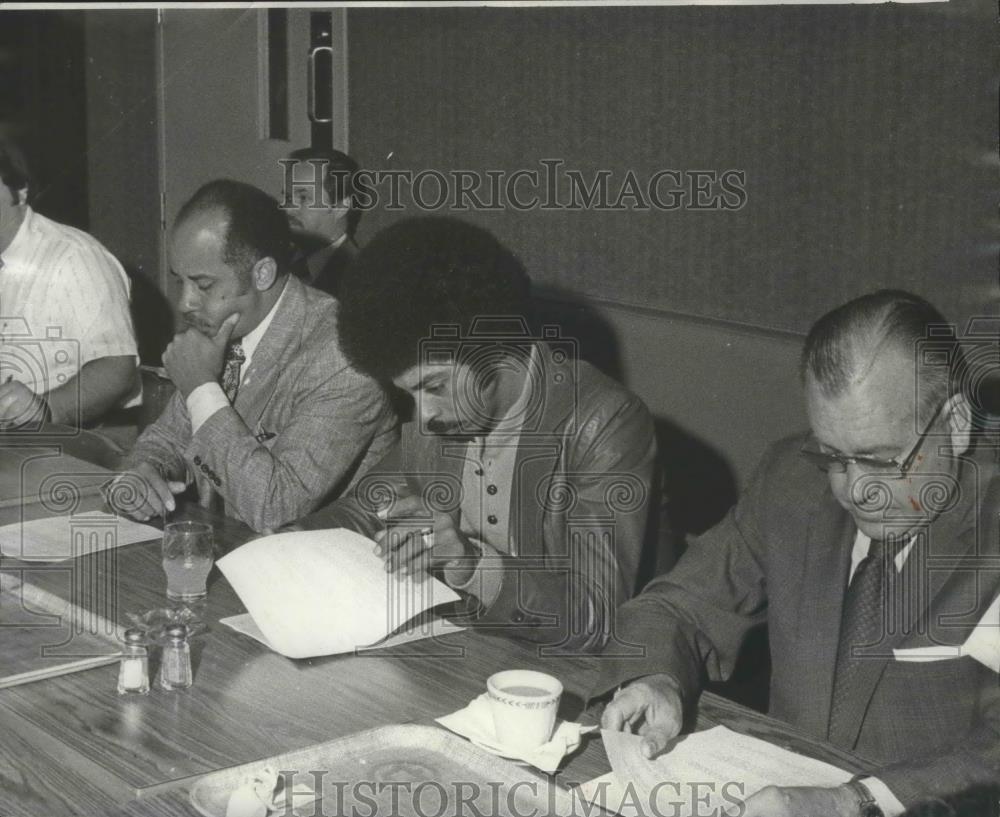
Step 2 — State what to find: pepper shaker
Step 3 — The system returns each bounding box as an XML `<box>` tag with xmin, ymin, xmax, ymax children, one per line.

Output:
<box><xmin>158</xmin><ymin>623</ymin><xmax>193</xmax><ymax>690</ymax></box>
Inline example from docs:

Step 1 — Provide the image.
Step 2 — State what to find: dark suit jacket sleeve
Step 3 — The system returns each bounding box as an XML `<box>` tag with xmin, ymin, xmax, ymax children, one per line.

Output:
<box><xmin>589</xmin><ymin>442</ymin><xmax>777</xmax><ymax>708</ymax></box>
<box><xmin>873</xmin><ymin>679</ymin><xmax>1000</xmax><ymax>807</ymax></box>
<box><xmin>121</xmin><ymin>391</ymin><xmax>192</xmax><ymax>482</ymax></box>
<box><xmin>470</xmin><ymin>392</ymin><xmax>657</xmax><ymax>653</ymax></box>
<box><xmin>187</xmin><ymin>358</ymin><xmax>394</xmax><ymax>533</ymax></box>
<box><xmin>870</xmin><ymin>480</ymin><xmax>1000</xmax><ymax>805</ymax></box>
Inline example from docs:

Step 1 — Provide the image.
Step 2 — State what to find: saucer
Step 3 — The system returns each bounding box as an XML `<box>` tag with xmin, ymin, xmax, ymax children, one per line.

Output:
<box><xmin>469</xmin><ymin>737</ymin><xmax>531</xmax><ymax>763</ymax></box>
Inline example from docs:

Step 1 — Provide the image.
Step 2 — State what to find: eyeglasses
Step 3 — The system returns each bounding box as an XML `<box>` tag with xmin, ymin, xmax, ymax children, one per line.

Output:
<box><xmin>799</xmin><ymin>399</ymin><xmax>948</xmax><ymax>478</ymax></box>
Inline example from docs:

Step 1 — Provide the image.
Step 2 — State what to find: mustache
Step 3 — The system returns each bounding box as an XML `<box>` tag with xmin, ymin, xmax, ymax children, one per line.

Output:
<box><xmin>425</xmin><ymin>419</ymin><xmax>463</xmax><ymax>435</ymax></box>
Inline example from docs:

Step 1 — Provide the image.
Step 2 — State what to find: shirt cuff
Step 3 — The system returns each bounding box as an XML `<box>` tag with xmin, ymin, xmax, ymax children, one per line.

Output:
<box><xmin>859</xmin><ymin>777</ymin><xmax>906</xmax><ymax>817</ymax></box>
<box><xmin>186</xmin><ymin>382</ymin><xmax>229</xmax><ymax>434</ymax></box>
<box><xmin>445</xmin><ymin>537</ymin><xmax>505</xmax><ymax>608</ymax></box>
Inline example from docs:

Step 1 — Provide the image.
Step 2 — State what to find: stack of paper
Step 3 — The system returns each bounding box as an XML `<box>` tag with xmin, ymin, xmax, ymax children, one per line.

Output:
<box><xmin>578</xmin><ymin>727</ymin><xmax>851</xmax><ymax>817</ymax></box>
<box><xmin>217</xmin><ymin>529</ymin><xmax>461</xmax><ymax>658</ymax></box>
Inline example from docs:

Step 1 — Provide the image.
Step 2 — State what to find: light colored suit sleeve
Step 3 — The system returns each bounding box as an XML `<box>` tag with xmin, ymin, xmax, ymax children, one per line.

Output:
<box><xmin>121</xmin><ymin>391</ymin><xmax>192</xmax><ymax>483</ymax></box>
<box><xmin>188</xmin><ymin>358</ymin><xmax>394</xmax><ymax>532</ymax></box>
<box><xmin>298</xmin><ymin>441</ymin><xmax>405</xmax><ymax>538</ymax></box>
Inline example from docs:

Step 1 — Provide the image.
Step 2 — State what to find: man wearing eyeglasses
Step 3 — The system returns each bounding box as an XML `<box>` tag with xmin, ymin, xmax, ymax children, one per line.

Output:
<box><xmin>594</xmin><ymin>290</ymin><xmax>1000</xmax><ymax>817</ymax></box>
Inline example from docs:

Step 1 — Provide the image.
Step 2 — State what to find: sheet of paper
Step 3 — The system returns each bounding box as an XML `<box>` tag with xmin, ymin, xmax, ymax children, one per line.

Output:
<box><xmin>577</xmin><ymin>727</ymin><xmax>851</xmax><ymax>817</ymax></box>
<box><xmin>220</xmin><ymin>611</ymin><xmax>465</xmax><ymax>653</ymax></box>
<box><xmin>0</xmin><ymin>512</ymin><xmax>161</xmax><ymax>561</ymax></box>
<box><xmin>216</xmin><ymin>529</ymin><xmax>462</xmax><ymax>659</ymax></box>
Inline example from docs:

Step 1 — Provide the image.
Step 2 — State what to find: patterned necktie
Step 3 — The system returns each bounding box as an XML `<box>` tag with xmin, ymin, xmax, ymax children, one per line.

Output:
<box><xmin>220</xmin><ymin>341</ymin><xmax>245</xmax><ymax>403</ymax></box>
<box><xmin>828</xmin><ymin>534</ymin><xmax>908</xmax><ymax>747</ymax></box>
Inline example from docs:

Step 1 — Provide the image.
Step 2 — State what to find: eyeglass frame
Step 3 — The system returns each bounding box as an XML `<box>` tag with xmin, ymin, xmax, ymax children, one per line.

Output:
<box><xmin>798</xmin><ymin>397</ymin><xmax>950</xmax><ymax>478</ymax></box>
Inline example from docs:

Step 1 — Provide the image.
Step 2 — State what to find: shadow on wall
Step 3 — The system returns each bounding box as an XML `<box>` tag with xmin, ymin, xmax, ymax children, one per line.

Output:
<box><xmin>654</xmin><ymin>417</ymin><xmax>738</xmax><ymax>543</ymax></box>
<box><xmin>533</xmin><ymin>287</ymin><xmax>740</xmax><ymax>547</ymax></box>
<box><xmin>534</xmin><ymin>287</ymin><xmax>770</xmax><ymax>712</ymax></box>
<box><xmin>533</xmin><ymin>286</ymin><xmax>625</xmax><ymax>383</ymax></box>
<box><xmin>127</xmin><ymin>267</ymin><xmax>174</xmax><ymax>367</ymax></box>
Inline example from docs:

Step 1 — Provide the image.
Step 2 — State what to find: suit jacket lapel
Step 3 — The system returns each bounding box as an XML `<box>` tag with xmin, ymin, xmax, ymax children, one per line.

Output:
<box><xmin>509</xmin><ymin>343</ymin><xmax>576</xmax><ymax>557</ymax></box>
<box><xmin>800</xmin><ymin>493</ymin><xmax>856</xmax><ymax>738</ymax></box>
<box><xmin>233</xmin><ymin>276</ymin><xmax>308</xmax><ymax>428</ymax></box>
<box><xmin>893</xmin><ymin>456</ymin><xmax>983</xmax><ymax>642</ymax></box>
<box><xmin>827</xmin><ymin>453</ymin><xmax>985</xmax><ymax>748</ymax></box>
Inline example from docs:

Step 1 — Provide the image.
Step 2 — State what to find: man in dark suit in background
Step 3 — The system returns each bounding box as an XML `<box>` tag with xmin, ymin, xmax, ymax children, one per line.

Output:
<box><xmin>283</xmin><ymin>147</ymin><xmax>360</xmax><ymax>298</ymax></box>
<box><xmin>113</xmin><ymin>179</ymin><xmax>395</xmax><ymax>532</ymax></box>
<box><xmin>300</xmin><ymin>217</ymin><xmax>658</xmax><ymax>653</ymax></box>
<box><xmin>596</xmin><ymin>290</ymin><xmax>1000</xmax><ymax>816</ymax></box>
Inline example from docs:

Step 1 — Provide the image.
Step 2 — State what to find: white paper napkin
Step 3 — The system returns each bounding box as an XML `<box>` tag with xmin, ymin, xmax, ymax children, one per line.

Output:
<box><xmin>223</xmin><ymin>765</ymin><xmax>318</xmax><ymax>817</ymax></box>
<box><xmin>436</xmin><ymin>693</ymin><xmax>596</xmax><ymax>773</ymax></box>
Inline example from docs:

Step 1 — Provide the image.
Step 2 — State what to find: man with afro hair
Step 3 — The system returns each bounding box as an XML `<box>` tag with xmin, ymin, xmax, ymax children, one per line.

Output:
<box><xmin>300</xmin><ymin>216</ymin><xmax>657</xmax><ymax>653</ymax></box>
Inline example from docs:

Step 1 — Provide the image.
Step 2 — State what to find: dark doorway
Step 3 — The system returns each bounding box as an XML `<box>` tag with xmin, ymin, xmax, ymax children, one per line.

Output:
<box><xmin>0</xmin><ymin>11</ymin><xmax>89</xmax><ymax>229</ymax></box>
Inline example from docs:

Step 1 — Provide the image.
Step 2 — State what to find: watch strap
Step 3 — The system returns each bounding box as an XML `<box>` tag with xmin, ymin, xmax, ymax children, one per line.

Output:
<box><xmin>847</xmin><ymin>778</ymin><xmax>885</xmax><ymax>817</ymax></box>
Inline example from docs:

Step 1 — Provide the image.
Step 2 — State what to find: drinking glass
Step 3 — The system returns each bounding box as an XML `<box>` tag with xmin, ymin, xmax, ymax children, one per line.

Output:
<box><xmin>162</xmin><ymin>521</ymin><xmax>214</xmax><ymax>603</ymax></box>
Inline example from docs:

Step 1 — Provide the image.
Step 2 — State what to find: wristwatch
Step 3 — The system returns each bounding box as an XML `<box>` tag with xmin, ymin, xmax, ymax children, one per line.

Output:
<box><xmin>847</xmin><ymin>779</ymin><xmax>885</xmax><ymax>817</ymax></box>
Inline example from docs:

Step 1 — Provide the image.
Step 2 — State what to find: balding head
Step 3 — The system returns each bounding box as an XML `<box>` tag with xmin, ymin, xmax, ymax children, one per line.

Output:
<box><xmin>170</xmin><ymin>182</ymin><xmax>289</xmax><ymax>340</ymax></box>
<box><xmin>175</xmin><ymin>179</ymin><xmax>292</xmax><ymax>286</ymax></box>
<box><xmin>801</xmin><ymin>290</ymin><xmax>972</xmax><ymax>541</ymax></box>
<box><xmin>802</xmin><ymin>289</ymin><xmax>958</xmax><ymax>423</ymax></box>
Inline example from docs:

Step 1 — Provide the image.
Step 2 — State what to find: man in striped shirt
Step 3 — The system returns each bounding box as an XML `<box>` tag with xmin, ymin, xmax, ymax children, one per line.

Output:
<box><xmin>0</xmin><ymin>136</ymin><xmax>138</xmax><ymax>429</ymax></box>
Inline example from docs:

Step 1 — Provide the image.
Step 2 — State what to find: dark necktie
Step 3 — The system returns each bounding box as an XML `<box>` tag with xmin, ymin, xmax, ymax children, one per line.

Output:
<box><xmin>220</xmin><ymin>341</ymin><xmax>245</xmax><ymax>403</ymax></box>
<box><xmin>828</xmin><ymin>534</ymin><xmax>908</xmax><ymax>747</ymax></box>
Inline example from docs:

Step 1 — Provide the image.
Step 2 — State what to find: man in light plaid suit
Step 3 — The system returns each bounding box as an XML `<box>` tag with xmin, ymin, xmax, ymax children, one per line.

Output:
<box><xmin>115</xmin><ymin>180</ymin><xmax>396</xmax><ymax>532</ymax></box>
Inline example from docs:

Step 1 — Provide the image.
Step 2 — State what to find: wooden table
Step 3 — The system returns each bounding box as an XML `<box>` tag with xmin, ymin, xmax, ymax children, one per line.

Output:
<box><xmin>0</xmin><ymin>438</ymin><xmax>874</xmax><ymax>817</ymax></box>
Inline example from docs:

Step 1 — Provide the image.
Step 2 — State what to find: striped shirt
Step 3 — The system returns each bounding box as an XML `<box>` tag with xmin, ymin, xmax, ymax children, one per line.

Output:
<box><xmin>0</xmin><ymin>206</ymin><xmax>139</xmax><ymax>406</ymax></box>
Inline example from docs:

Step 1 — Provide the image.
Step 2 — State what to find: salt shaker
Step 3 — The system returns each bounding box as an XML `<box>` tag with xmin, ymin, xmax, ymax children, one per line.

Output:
<box><xmin>116</xmin><ymin>628</ymin><xmax>150</xmax><ymax>695</ymax></box>
<box><xmin>158</xmin><ymin>623</ymin><xmax>193</xmax><ymax>690</ymax></box>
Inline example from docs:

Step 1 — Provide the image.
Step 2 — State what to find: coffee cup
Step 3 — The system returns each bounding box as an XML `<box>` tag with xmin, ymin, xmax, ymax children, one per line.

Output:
<box><xmin>486</xmin><ymin>669</ymin><xmax>563</xmax><ymax>752</ymax></box>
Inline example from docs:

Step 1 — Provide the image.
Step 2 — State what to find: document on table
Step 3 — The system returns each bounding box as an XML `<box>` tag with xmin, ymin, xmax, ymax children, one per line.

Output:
<box><xmin>217</xmin><ymin>529</ymin><xmax>462</xmax><ymax>659</ymax></box>
<box><xmin>0</xmin><ymin>512</ymin><xmax>161</xmax><ymax>561</ymax></box>
<box><xmin>220</xmin><ymin>610</ymin><xmax>465</xmax><ymax>652</ymax></box>
<box><xmin>577</xmin><ymin>727</ymin><xmax>851</xmax><ymax>817</ymax></box>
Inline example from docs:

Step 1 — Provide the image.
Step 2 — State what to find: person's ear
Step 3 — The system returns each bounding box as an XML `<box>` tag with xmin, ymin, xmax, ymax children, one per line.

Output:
<box><xmin>332</xmin><ymin>196</ymin><xmax>351</xmax><ymax>219</ymax></box>
<box><xmin>944</xmin><ymin>392</ymin><xmax>973</xmax><ymax>455</ymax></box>
<box><xmin>251</xmin><ymin>257</ymin><xmax>278</xmax><ymax>292</ymax></box>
